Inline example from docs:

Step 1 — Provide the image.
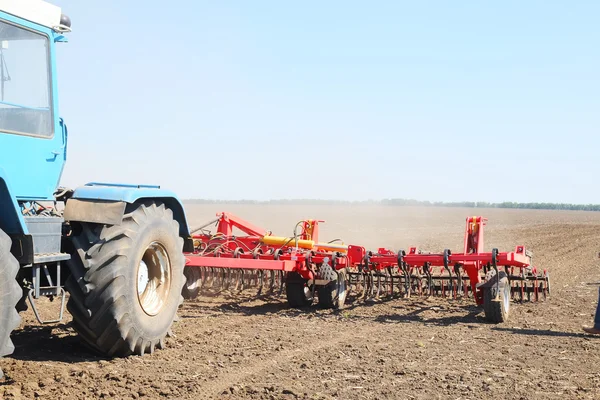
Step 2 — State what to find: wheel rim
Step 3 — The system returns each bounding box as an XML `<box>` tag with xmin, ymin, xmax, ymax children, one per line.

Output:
<box><xmin>503</xmin><ymin>283</ymin><xmax>510</xmax><ymax>313</ymax></box>
<box><xmin>338</xmin><ymin>277</ymin><xmax>347</xmax><ymax>306</ymax></box>
<box><xmin>137</xmin><ymin>242</ymin><xmax>172</xmax><ymax>316</ymax></box>
<box><xmin>303</xmin><ymin>286</ymin><xmax>313</xmax><ymax>302</ymax></box>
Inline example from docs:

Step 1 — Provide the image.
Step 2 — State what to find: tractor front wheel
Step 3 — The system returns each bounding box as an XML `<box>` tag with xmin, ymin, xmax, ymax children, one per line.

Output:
<box><xmin>65</xmin><ymin>201</ymin><xmax>185</xmax><ymax>356</ymax></box>
<box><xmin>0</xmin><ymin>230</ymin><xmax>22</xmax><ymax>377</ymax></box>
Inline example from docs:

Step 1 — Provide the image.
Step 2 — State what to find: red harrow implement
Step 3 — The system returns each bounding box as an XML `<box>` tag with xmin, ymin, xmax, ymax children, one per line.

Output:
<box><xmin>347</xmin><ymin>217</ymin><xmax>550</xmax><ymax>322</ymax></box>
<box><xmin>183</xmin><ymin>213</ymin><xmax>549</xmax><ymax>322</ymax></box>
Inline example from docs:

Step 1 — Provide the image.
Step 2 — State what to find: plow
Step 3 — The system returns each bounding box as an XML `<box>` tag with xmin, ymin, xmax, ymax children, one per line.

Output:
<box><xmin>183</xmin><ymin>213</ymin><xmax>550</xmax><ymax>322</ymax></box>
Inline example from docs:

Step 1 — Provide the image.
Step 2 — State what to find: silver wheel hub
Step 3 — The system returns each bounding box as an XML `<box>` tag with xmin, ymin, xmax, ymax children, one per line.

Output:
<box><xmin>137</xmin><ymin>242</ymin><xmax>172</xmax><ymax>316</ymax></box>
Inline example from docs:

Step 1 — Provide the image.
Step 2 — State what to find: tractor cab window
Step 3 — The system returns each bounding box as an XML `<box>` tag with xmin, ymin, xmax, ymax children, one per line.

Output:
<box><xmin>0</xmin><ymin>19</ymin><xmax>52</xmax><ymax>137</ymax></box>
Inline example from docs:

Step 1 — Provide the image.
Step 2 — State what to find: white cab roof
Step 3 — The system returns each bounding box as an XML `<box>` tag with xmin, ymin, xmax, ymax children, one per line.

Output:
<box><xmin>0</xmin><ymin>0</ymin><xmax>62</xmax><ymax>30</ymax></box>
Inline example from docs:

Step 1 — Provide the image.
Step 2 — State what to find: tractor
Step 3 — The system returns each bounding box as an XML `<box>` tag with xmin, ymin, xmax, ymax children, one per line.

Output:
<box><xmin>0</xmin><ymin>0</ymin><xmax>192</xmax><ymax>377</ymax></box>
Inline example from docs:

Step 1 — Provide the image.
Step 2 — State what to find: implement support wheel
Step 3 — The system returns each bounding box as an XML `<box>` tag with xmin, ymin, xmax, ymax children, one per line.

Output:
<box><xmin>318</xmin><ymin>268</ymin><xmax>349</xmax><ymax>309</ymax></box>
<box><xmin>182</xmin><ymin>266</ymin><xmax>202</xmax><ymax>300</ymax></box>
<box><xmin>285</xmin><ymin>272</ymin><xmax>313</xmax><ymax>308</ymax></box>
<box><xmin>483</xmin><ymin>271</ymin><xmax>510</xmax><ymax>323</ymax></box>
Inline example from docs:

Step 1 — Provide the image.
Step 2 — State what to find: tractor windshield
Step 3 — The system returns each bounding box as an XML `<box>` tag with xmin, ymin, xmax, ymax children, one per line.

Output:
<box><xmin>0</xmin><ymin>19</ymin><xmax>52</xmax><ymax>137</ymax></box>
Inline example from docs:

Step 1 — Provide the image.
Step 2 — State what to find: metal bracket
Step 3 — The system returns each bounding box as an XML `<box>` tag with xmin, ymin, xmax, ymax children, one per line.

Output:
<box><xmin>27</xmin><ymin>287</ymin><xmax>66</xmax><ymax>325</ymax></box>
<box><xmin>27</xmin><ymin>260</ymin><xmax>67</xmax><ymax>324</ymax></box>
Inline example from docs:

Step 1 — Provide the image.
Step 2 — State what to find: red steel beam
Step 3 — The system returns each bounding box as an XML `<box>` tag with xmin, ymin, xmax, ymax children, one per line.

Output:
<box><xmin>185</xmin><ymin>255</ymin><xmax>297</xmax><ymax>271</ymax></box>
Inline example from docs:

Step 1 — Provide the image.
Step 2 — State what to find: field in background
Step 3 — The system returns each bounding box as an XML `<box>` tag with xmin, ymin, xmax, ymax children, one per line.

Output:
<box><xmin>2</xmin><ymin>205</ymin><xmax>600</xmax><ymax>399</ymax></box>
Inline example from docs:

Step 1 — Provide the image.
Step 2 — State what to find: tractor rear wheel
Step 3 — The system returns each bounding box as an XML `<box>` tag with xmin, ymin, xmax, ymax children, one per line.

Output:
<box><xmin>65</xmin><ymin>201</ymin><xmax>185</xmax><ymax>356</ymax></box>
<box><xmin>318</xmin><ymin>268</ymin><xmax>349</xmax><ymax>309</ymax></box>
<box><xmin>483</xmin><ymin>272</ymin><xmax>510</xmax><ymax>323</ymax></box>
<box><xmin>0</xmin><ymin>230</ymin><xmax>22</xmax><ymax>377</ymax></box>
<box><xmin>286</xmin><ymin>272</ymin><xmax>313</xmax><ymax>308</ymax></box>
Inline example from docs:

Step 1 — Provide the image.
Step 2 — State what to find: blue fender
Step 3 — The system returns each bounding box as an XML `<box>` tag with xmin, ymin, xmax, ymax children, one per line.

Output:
<box><xmin>0</xmin><ymin>168</ymin><xmax>27</xmax><ymax>235</ymax></box>
<box><xmin>69</xmin><ymin>183</ymin><xmax>191</xmax><ymax>238</ymax></box>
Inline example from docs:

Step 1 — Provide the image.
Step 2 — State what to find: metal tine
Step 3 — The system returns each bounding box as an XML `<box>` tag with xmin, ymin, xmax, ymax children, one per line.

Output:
<box><xmin>271</xmin><ymin>270</ymin><xmax>278</xmax><ymax>294</ymax></box>
<box><xmin>362</xmin><ymin>271</ymin><xmax>369</xmax><ymax>300</ymax></box>
<box><xmin>453</xmin><ymin>265</ymin><xmax>462</xmax><ymax>298</ymax></box>
<box><xmin>202</xmin><ymin>267</ymin><xmax>210</xmax><ymax>291</ymax></box>
<box><xmin>278</xmin><ymin>271</ymin><xmax>286</xmax><ymax>296</ymax></box>
<box><xmin>351</xmin><ymin>271</ymin><xmax>362</xmax><ymax>298</ymax></box>
<box><xmin>234</xmin><ymin>269</ymin><xmax>241</xmax><ymax>292</ymax></box>
<box><xmin>443</xmin><ymin>249</ymin><xmax>453</xmax><ymax>299</ymax></box>
<box><xmin>215</xmin><ymin>268</ymin><xmax>224</xmax><ymax>292</ymax></box>
<box><xmin>375</xmin><ymin>273</ymin><xmax>382</xmax><ymax>299</ymax></box>
<box><xmin>424</xmin><ymin>264</ymin><xmax>433</xmax><ymax>297</ymax></box>
<box><xmin>386</xmin><ymin>267</ymin><xmax>394</xmax><ymax>298</ymax></box>
<box><xmin>402</xmin><ymin>266</ymin><xmax>411</xmax><ymax>298</ymax></box>
<box><xmin>220</xmin><ymin>269</ymin><xmax>227</xmax><ymax>292</ymax></box>
<box><xmin>247</xmin><ymin>269</ymin><xmax>254</xmax><ymax>287</ymax></box>
<box><xmin>209</xmin><ymin>267</ymin><xmax>215</xmax><ymax>292</ymax></box>
<box><xmin>266</xmin><ymin>270</ymin><xmax>275</xmax><ymax>294</ymax></box>
<box><xmin>367</xmin><ymin>271</ymin><xmax>375</xmax><ymax>299</ymax></box>
<box><xmin>252</xmin><ymin>269</ymin><xmax>259</xmax><ymax>287</ymax></box>
<box><xmin>199</xmin><ymin>267</ymin><xmax>207</xmax><ymax>293</ymax></box>
<box><xmin>222</xmin><ymin>269</ymin><xmax>230</xmax><ymax>291</ymax></box>
<box><xmin>256</xmin><ymin>270</ymin><xmax>264</xmax><ymax>296</ymax></box>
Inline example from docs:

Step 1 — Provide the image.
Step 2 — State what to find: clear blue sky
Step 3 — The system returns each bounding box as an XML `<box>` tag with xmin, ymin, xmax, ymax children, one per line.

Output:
<box><xmin>54</xmin><ymin>1</ymin><xmax>599</xmax><ymax>203</ymax></box>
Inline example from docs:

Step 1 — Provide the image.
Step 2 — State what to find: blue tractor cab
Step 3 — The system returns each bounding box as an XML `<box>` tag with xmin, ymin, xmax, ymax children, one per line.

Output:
<box><xmin>0</xmin><ymin>0</ymin><xmax>192</xmax><ymax>374</ymax></box>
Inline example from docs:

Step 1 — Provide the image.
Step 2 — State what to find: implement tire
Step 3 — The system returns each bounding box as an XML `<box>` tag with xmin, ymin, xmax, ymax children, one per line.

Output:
<box><xmin>182</xmin><ymin>266</ymin><xmax>201</xmax><ymax>300</ymax></box>
<box><xmin>286</xmin><ymin>272</ymin><xmax>313</xmax><ymax>308</ymax></box>
<box><xmin>318</xmin><ymin>268</ymin><xmax>349</xmax><ymax>309</ymax></box>
<box><xmin>65</xmin><ymin>201</ymin><xmax>185</xmax><ymax>357</ymax></box>
<box><xmin>0</xmin><ymin>230</ymin><xmax>22</xmax><ymax>372</ymax></box>
<box><xmin>483</xmin><ymin>272</ymin><xmax>510</xmax><ymax>323</ymax></box>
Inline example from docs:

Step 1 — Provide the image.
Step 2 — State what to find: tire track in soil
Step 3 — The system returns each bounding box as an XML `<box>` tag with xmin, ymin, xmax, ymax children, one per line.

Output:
<box><xmin>198</xmin><ymin>316</ymin><xmax>369</xmax><ymax>399</ymax></box>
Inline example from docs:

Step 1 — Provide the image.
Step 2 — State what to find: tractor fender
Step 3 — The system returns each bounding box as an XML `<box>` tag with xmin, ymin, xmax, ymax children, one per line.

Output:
<box><xmin>65</xmin><ymin>183</ymin><xmax>193</xmax><ymax>251</ymax></box>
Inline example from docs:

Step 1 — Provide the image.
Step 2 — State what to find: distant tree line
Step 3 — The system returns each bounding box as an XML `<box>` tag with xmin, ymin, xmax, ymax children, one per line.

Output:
<box><xmin>380</xmin><ymin>199</ymin><xmax>600</xmax><ymax>211</ymax></box>
<box><xmin>183</xmin><ymin>198</ymin><xmax>600</xmax><ymax>212</ymax></box>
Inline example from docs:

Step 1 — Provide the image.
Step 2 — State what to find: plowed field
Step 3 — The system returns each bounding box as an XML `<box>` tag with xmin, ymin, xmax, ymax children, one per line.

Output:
<box><xmin>2</xmin><ymin>206</ymin><xmax>600</xmax><ymax>400</ymax></box>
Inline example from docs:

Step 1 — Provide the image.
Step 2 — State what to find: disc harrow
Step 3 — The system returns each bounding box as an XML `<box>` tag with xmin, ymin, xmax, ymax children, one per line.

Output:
<box><xmin>183</xmin><ymin>213</ymin><xmax>549</xmax><ymax>322</ymax></box>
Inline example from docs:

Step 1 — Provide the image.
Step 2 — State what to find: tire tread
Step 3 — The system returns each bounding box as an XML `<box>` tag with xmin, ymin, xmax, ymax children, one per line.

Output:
<box><xmin>65</xmin><ymin>202</ymin><xmax>184</xmax><ymax>357</ymax></box>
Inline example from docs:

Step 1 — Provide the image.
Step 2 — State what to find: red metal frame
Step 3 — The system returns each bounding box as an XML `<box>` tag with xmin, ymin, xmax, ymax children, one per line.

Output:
<box><xmin>185</xmin><ymin>213</ymin><xmax>348</xmax><ymax>281</ymax></box>
<box><xmin>345</xmin><ymin>216</ymin><xmax>536</xmax><ymax>305</ymax></box>
<box><xmin>184</xmin><ymin>213</ymin><xmax>541</xmax><ymax>306</ymax></box>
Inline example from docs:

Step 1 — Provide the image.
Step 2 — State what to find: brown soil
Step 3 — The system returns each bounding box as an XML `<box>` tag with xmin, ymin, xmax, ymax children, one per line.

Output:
<box><xmin>2</xmin><ymin>206</ymin><xmax>600</xmax><ymax>400</ymax></box>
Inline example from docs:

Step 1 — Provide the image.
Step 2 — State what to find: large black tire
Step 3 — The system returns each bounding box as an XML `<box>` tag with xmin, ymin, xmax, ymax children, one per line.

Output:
<box><xmin>285</xmin><ymin>272</ymin><xmax>313</xmax><ymax>308</ymax></box>
<box><xmin>0</xmin><ymin>230</ymin><xmax>22</xmax><ymax>373</ymax></box>
<box><xmin>483</xmin><ymin>272</ymin><xmax>510</xmax><ymax>323</ymax></box>
<box><xmin>65</xmin><ymin>201</ymin><xmax>185</xmax><ymax>356</ymax></box>
<box><xmin>318</xmin><ymin>268</ymin><xmax>348</xmax><ymax>309</ymax></box>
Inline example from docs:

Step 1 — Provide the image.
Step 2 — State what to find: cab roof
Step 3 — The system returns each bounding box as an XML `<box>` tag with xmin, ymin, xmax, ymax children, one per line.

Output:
<box><xmin>0</xmin><ymin>0</ymin><xmax>62</xmax><ymax>31</ymax></box>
